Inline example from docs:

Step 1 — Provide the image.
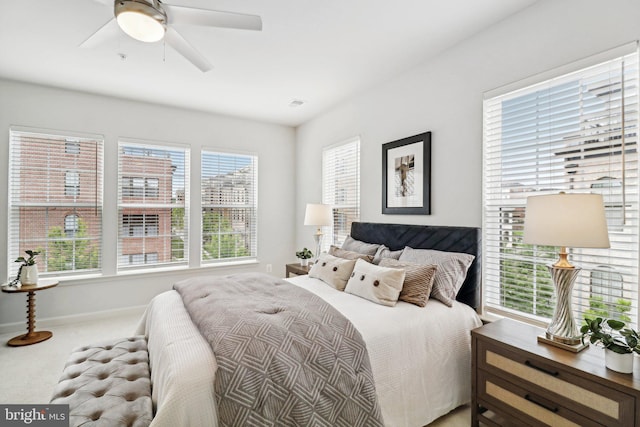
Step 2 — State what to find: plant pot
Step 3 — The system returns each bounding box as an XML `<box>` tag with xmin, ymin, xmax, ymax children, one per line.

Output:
<box><xmin>605</xmin><ymin>348</ymin><xmax>634</xmax><ymax>374</ymax></box>
<box><xmin>20</xmin><ymin>265</ymin><xmax>38</xmax><ymax>286</ymax></box>
<box><xmin>300</xmin><ymin>259</ymin><xmax>308</xmax><ymax>267</ymax></box>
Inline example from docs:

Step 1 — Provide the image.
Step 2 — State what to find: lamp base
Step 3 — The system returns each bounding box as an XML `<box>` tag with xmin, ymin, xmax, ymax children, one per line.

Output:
<box><xmin>312</xmin><ymin>231</ymin><xmax>323</xmax><ymax>264</ymax></box>
<box><xmin>537</xmin><ymin>334</ymin><xmax>588</xmax><ymax>353</ymax></box>
<box><xmin>543</xmin><ymin>265</ymin><xmax>583</xmax><ymax>352</ymax></box>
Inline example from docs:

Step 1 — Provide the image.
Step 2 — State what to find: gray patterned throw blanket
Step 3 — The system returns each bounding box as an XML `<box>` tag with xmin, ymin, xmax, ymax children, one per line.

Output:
<box><xmin>173</xmin><ymin>272</ymin><xmax>384</xmax><ymax>427</ymax></box>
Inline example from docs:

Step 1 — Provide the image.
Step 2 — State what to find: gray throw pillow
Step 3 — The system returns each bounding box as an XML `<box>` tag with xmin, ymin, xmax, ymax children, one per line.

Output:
<box><xmin>329</xmin><ymin>246</ymin><xmax>374</xmax><ymax>263</ymax></box>
<box><xmin>398</xmin><ymin>246</ymin><xmax>475</xmax><ymax>307</ymax></box>
<box><xmin>341</xmin><ymin>235</ymin><xmax>380</xmax><ymax>256</ymax></box>
<box><xmin>379</xmin><ymin>258</ymin><xmax>437</xmax><ymax>307</ymax></box>
<box><xmin>373</xmin><ymin>245</ymin><xmax>403</xmax><ymax>265</ymax></box>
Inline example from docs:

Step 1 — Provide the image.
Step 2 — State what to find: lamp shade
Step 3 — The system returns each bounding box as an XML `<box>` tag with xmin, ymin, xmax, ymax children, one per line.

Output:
<box><xmin>304</xmin><ymin>203</ymin><xmax>332</xmax><ymax>226</ymax></box>
<box><xmin>523</xmin><ymin>193</ymin><xmax>610</xmax><ymax>248</ymax></box>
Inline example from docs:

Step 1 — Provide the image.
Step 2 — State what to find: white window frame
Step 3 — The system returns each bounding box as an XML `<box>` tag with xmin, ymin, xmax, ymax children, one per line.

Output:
<box><xmin>8</xmin><ymin>127</ymin><xmax>104</xmax><ymax>278</ymax></box>
<box><xmin>322</xmin><ymin>137</ymin><xmax>360</xmax><ymax>250</ymax></box>
<box><xmin>117</xmin><ymin>139</ymin><xmax>190</xmax><ymax>272</ymax></box>
<box><xmin>201</xmin><ymin>149</ymin><xmax>258</xmax><ymax>264</ymax></box>
<box><xmin>482</xmin><ymin>43</ymin><xmax>639</xmax><ymax>327</ymax></box>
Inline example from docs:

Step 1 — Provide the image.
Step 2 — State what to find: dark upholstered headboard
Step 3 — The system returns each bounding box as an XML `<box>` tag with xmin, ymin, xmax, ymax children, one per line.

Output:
<box><xmin>350</xmin><ymin>222</ymin><xmax>482</xmax><ymax>311</ymax></box>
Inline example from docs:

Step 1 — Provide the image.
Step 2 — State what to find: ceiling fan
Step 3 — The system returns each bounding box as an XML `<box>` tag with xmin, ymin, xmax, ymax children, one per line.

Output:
<box><xmin>81</xmin><ymin>0</ymin><xmax>263</xmax><ymax>72</ymax></box>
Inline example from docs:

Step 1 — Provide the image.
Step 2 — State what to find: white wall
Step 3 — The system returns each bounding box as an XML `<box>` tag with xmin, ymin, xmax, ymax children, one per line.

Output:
<box><xmin>295</xmin><ymin>0</ymin><xmax>640</xmax><ymax>249</ymax></box>
<box><xmin>3</xmin><ymin>0</ymin><xmax>640</xmax><ymax>329</ymax></box>
<box><xmin>0</xmin><ymin>79</ymin><xmax>296</xmax><ymax>328</ymax></box>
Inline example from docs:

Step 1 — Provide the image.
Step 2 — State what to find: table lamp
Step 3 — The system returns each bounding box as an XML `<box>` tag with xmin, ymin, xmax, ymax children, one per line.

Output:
<box><xmin>523</xmin><ymin>192</ymin><xmax>610</xmax><ymax>352</ymax></box>
<box><xmin>304</xmin><ymin>203</ymin><xmax>333</xmax><ymax>263</ymax></box>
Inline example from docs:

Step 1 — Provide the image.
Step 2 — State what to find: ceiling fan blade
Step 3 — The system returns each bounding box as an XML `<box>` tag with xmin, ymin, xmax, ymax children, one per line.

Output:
<box><xmin>164</xmin><ymin>27</ymin><xmax>213</xmax><ymax>72</ymax></box>
<box><xmin>80</xmin><ymin>18</ymin><xmax>120</xmax><ymax>48</ymax></box>
<box><xmin>163</xmin><ymin>5</ymin><xmax>262</xmax><ymax>31</ymax></box>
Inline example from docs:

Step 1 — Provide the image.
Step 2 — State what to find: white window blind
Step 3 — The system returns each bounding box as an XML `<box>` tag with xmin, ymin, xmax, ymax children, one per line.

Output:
<box><xmin>322</xmin><ymin>138</ymin><xmax>360</xmax><ymax>249</ymax></box>
<box><xmin>117</xmin><ymin>141</ymin><xmax>189</xmax><ymax>270</ymax></box>
<box><xmin>201</xmin><ymin>151</ymin><xmax>257</xmax><ymax>263</ymax></box>
<box><xmin>8</xmin><ymin>129</ymin><xmax>103</xmax><ymax>277</ymax></box>
<box><xmin>483</xmin><ymin>48</ymin><xmax>639</xmax><ymax>327</ymax></box>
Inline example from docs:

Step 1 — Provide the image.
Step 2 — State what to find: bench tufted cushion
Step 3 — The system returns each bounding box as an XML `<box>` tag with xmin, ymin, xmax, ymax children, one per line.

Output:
<box><xmin>50</xmin><ymin>336</ymin><xmax>153</xmax><ymax>427</ymax></box>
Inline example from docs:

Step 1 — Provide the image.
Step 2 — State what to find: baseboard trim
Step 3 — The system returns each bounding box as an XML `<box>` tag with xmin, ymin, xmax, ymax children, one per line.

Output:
<box><xmin>0</xmin><ymin>305</ymin><xmax>147</xmax><ymax>335</ymax></box>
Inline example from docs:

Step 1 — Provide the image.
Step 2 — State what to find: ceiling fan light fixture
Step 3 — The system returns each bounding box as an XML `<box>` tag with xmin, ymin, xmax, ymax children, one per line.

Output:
<box><xmin>115</xmin><ymin>0</ymin><xmax>167</xmax><ymax>43</ymax></box>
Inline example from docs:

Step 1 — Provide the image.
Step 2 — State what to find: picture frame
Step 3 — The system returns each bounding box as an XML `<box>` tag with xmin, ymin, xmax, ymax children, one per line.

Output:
<box><xmin>382</xmin><ymin>131</ymin><xmax>431</xmax><ymax>215</ymax></box>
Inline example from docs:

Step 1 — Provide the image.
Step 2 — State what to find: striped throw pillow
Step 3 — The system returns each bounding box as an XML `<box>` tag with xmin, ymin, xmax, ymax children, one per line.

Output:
<box><xmin>379</xmin><ymin>258</ymin><xmax>438</xmax><ymax>307</ymax></box>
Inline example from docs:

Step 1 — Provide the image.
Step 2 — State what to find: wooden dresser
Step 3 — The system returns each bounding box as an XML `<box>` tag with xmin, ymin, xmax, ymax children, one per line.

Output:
<box><xmin>472</xmin><ymin>318</ymin><xmax>640</xmax><ymax>426</ymax></box>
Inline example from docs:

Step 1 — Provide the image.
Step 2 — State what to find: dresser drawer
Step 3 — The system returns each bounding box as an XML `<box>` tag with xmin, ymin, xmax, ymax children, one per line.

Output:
<box><xmin>477</xmin><ymin>339</ymin><xmax>635</xmax><ymax>426</ymax></box>
<box><xmin>477</xmin><ymin>370</ymin><xmax>604</xmax><ymax>427</ymax></box>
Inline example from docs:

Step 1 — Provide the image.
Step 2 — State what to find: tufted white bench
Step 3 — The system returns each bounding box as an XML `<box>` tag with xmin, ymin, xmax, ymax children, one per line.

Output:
<box><xmin>50</xmin><ymin>336</ymin><xmax>153</xmax><ymax>427</ymax></box>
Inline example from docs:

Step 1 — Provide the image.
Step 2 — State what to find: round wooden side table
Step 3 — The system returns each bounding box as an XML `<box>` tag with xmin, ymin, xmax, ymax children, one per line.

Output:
<box><xmin>1</xmin><ymin>278</ymin><xmax>59</xmax><ymax>346</ymax></box>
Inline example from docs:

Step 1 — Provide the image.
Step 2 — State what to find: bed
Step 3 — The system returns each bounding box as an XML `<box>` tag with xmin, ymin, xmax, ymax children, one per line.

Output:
<box><xmin>136</xmin><ymin>222</ymin><xmax>483</xmax><ymax>427</ymax></box>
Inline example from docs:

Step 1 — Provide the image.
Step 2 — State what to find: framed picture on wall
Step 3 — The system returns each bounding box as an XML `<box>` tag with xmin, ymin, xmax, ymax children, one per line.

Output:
<box><xmin>382</xmin><ymin>131</ymin><xmax>431</xmax><ymax>215</ymax></box>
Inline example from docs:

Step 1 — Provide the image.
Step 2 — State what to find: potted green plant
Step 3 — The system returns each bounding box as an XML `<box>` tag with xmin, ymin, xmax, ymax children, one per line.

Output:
<box><xmin>581</xmin><ymin>317</ymin><xmax>640</xmax><ymax>373</ymax></box>
<box><xmin>295</xmin><ymin>248</ymin><xmax>313</xmax><ymax>267</ymax></box>
<box><xmin>14</xmin><ymin>250</ymin><xmax>41</xmax><ymax>287</ymax></box>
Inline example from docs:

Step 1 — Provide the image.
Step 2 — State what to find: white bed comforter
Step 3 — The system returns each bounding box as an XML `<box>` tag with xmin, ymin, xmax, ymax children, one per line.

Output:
<box><xmin>136</xmin><ymin>275</ymin><xmax>482</xmax><ymax>427</ymax></box>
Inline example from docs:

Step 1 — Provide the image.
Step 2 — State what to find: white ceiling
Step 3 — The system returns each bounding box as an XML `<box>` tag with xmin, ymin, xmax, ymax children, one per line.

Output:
<box><xmin>0</xmin><ymin>0</ymin><xmax>538</xmax><ymax>127</ymax></box>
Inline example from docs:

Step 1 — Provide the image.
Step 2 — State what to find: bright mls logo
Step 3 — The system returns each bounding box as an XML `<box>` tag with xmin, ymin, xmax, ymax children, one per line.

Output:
<box><xmin>0</xmin><ymin>405</ymin><xmax>68</xmax><ymax>426</ymax></box>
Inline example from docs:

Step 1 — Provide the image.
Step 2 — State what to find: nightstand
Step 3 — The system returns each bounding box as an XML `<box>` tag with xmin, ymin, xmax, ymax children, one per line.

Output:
<box><xmin>1</xmin><ymin>278</ymin><xmax>59</xmax><ymax>346</ymax></box>
<box><xmin>472</xmin><ymin>318</ymin><xmax>640</xmax><ymax>426</ymax></box>
<box><xmin>285</xmin><ymin>263</ymin><xmax>311</xmax><ymax>278</ymax></box>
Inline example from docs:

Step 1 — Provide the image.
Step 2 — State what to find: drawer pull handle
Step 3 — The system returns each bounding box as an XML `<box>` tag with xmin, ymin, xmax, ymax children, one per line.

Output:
<box><xmin>525</xmin><ymin>394</ymin><xmax>559</xmax><ymax>413</ymax></box>
<box><xmin>525</xmin><ymin>360</ymin><xmax>559</xmax><ymax>377</ymax></box>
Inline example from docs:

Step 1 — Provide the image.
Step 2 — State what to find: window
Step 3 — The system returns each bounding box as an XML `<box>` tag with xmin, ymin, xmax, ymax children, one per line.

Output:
<box><xmin>118</xmin><ymin>141</ymin><xmax>189</xmax><ymax>270</ymax></box>
<box><xmin>64</xmin><ymin>214</ymin><xmax>79</xmax><ymax>237</ymax></box>
<box><xmin>587</xmin><ymin>266</ymin><xmax>628</xmax><ymax>322</ymax></box>
<box><xmin>65</xmin><ymin>171</ymin><xmax>80</xmax><ymax>196</ymax></box>
<box><xmin>201</xmin><ymin>151</ymin><xmax>257</xmax><ymax>262</ymax></box>
<box><xmin>120</xmin><ymin>252</ymin><xmax>159</xmax><ymax>266</ymax></box>
<box><xmin>122</xmin><ymin>177</ymin><xmax>159</xmax><ymax>198</ymax></box>
<box><xmin>483</xmin><ymin>47</ymin><xmax>639</xmax><ymax>326</ymax></box>
<box><xmin>121</xmin><ymin>214</ymin><xmax>159</xmax><ymax>236</ymax></box>
<box><xmin>322</xmin><ymin>137</ymin><xmax>360</xmax><ymax>249</ymax></box>
<box><xmin>146</xmin><ymin>178</ymin><xmax>159</xmax><ymax>198</ymax></box>
<box><xmin>8</xmin><ymin>129</ymin><xmax>103</xmax><ymax>276</ymax></box>
<box><xmin>65</xmin><ymin>140</ymin><xmax>80</xmax><ymax>154</ymax></box>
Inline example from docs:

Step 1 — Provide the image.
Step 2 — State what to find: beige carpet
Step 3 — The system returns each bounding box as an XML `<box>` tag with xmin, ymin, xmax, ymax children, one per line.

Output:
<box><xmin>0</xmin><ymin>309</ymin><xmax>469</xmax><ymax>426</ymax></box>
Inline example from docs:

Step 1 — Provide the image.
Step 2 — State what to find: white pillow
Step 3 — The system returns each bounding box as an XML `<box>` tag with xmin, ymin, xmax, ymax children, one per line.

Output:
<box><xmin>398</xmin><ymin>246</ymin><xmax>475</xmax><ymax>307</ymax></box>
<box><xmin>308</xmin><ymin>253</ymin><xmax>356</xmax><ymax>291</ymax></box>
<box><xmin>344</xmin><ymin>259</ymin><xmax>405</xmax><ymax>307</ymax></box>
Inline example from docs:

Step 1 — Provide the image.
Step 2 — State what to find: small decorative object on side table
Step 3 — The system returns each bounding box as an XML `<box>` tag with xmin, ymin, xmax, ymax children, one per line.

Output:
<box><xmin>472</xmin><ymin>318</ymin><xmax>640</xmax><ymax>427</ymax></box>
<box><xmin>581</xmin><ymin>317</ymin><xmax>640</xmax><ymax>374</ymax></box>
<box><xmin>11</xmin><ymin>249</ymin><xmax>41</xmax><ymax>287</ymax></box>
<box><xmin>1</xmin><ymin>278</ymin><xmax>59</xmax><ymax>346</ymax></box>
<box><xmin>286</xmin><ymin>263</ymin><xmax>312</xmax><ymax>278</ymax></box>
<box><xmin>295</xmin><ymin>248</ymin><xmax>313</xmax><ymax>267</ymax></box>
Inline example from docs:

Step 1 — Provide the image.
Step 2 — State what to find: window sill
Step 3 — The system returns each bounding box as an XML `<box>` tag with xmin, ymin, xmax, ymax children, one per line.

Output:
<box><xmin>37</xmin><ymin>259</ymin><xmax>260</xmax><ymax>287</ymax></box>
<box><xmin>481</xmin><ymin>307</ymin><xmax>549</xmax><ymax>329</ymax></box>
